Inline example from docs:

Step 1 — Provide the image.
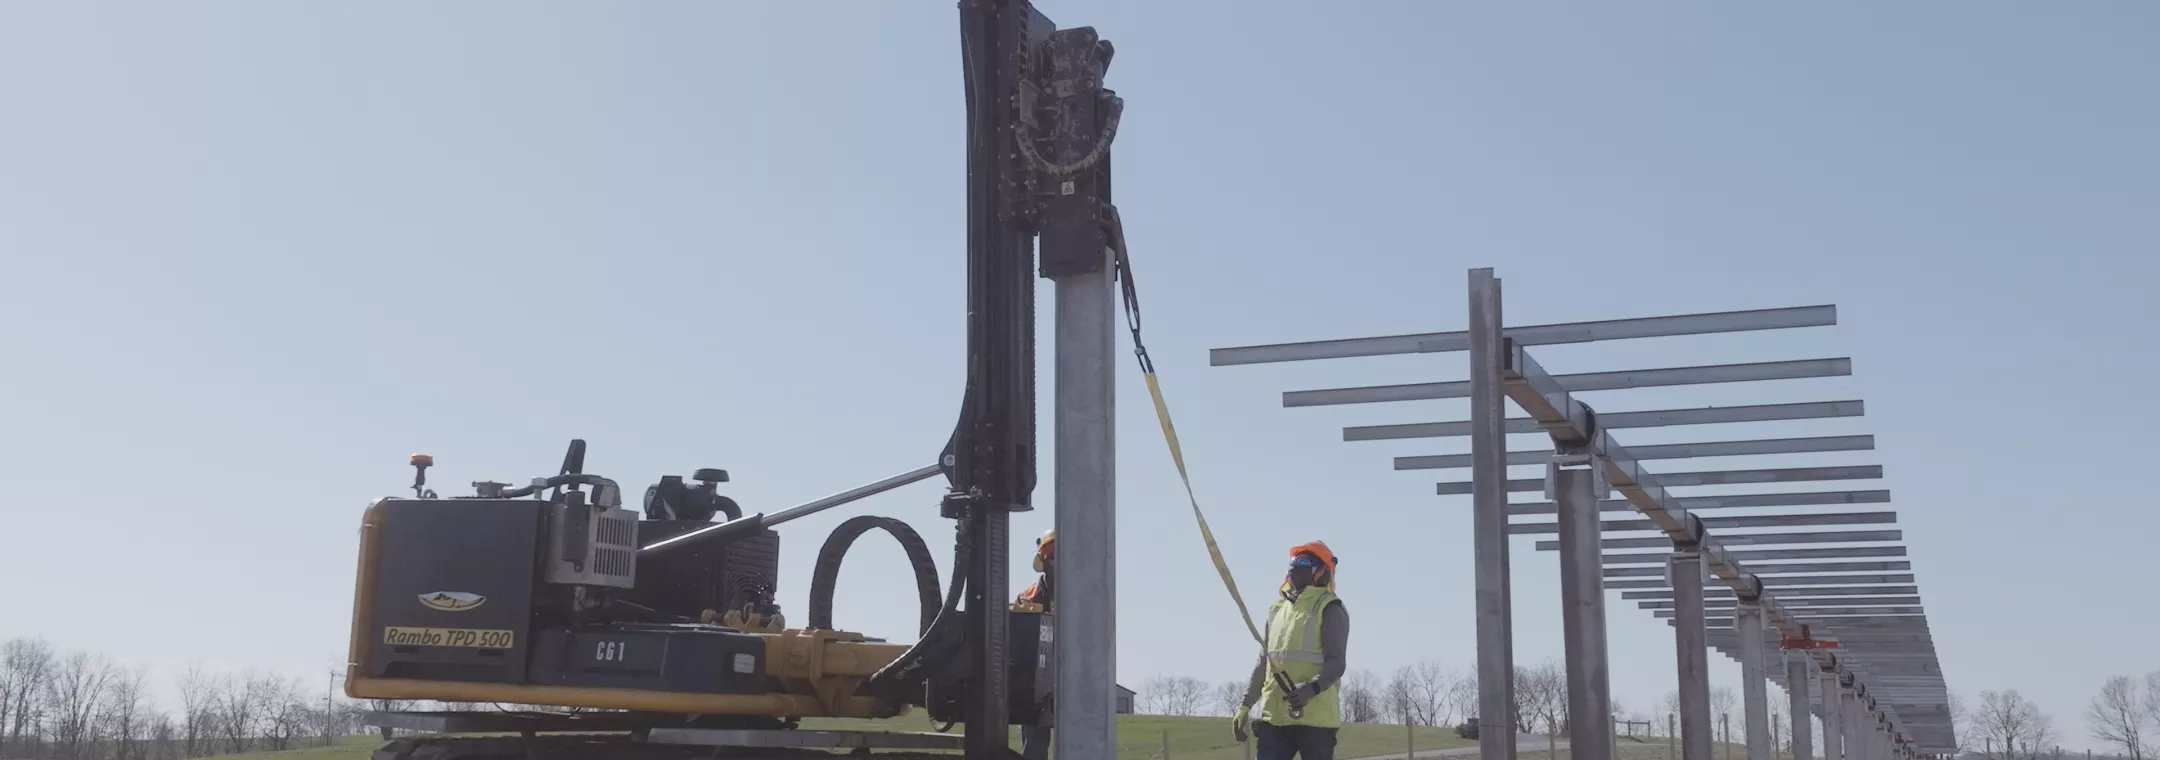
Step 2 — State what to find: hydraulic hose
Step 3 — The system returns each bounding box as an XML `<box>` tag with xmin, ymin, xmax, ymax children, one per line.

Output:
<box><xmin>806</xmin><ymin>516</ymin><xmax>943</xmax><ymax>636</ymax></box>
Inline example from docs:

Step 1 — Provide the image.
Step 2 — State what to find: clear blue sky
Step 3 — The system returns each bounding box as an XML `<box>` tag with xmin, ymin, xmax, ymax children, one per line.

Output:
<box><xmin>2</xmin><ymin>1</ymin><xmax>2154</xmax><ymax>748</ymax></box>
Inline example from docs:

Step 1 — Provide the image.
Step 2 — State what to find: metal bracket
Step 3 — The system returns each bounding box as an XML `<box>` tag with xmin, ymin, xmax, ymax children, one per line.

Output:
<box><xmin>1542</xmin><ymin>452</ymin><xmax>1611</xmax><ymax>501</ymax></box>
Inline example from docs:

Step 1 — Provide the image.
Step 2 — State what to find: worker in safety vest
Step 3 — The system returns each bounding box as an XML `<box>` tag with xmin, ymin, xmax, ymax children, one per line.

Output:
<box><xmin>1232</xmin><ymin>541</ymin><xmax>1349</xmax><ymax>760</ymax></box>
<box><xmin>1016</xmin><ymin>528</ymin><xmax>1054</xmax><ymax>610</ymax></box>
<box><xmin>1015</xmin><ymin>529</ymin><xmax>1055</xmax><ymax>760</ymax></box>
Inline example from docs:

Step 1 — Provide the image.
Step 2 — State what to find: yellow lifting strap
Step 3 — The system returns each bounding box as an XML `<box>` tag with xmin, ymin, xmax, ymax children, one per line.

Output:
<box><xmin>1109</xmin><ymin>207</ymin><xmax>1301</xmax><ymax>711</ymax></box>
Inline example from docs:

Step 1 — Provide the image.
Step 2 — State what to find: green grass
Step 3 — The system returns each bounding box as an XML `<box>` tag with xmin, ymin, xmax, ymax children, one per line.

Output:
<box><xmin>198</xmin><ymin>715</ymin><xmax>1478</xmax><ymax>760</ymax></box>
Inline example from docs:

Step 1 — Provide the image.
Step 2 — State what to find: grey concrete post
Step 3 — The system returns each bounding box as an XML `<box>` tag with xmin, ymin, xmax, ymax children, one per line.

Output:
<box><xmin>1786</xmin><ymin>654</ymin><xmax>1814</xmax><ymax>760</ymax></box>
<box><xmin>1735</xmin><ymin>601</ymin><xmax>1771</xmax><ymax>760</ymax></box>
<box><xmin>1820</xmin><ymin>669</ymin><xmax>1843</xmax><ymax>760</ymax></box>
<box><xmin>1670</xmin><ymin>549</ymin><xmax>1713</xmax><ymax>760</ymax></box>
<box><xmin>1554</xmin><ymin>461</ymin><xmax>1613</xmax><ymax>760</ymax></box>
<box><xmin>1052</xmin><ymin>246</ymin><xmax>1117</xmax><ymax>760</ymax></box>
<box><xmin>1467</xmin><ymin>268</ymin><xmax>1517</xmax><ymax>760</ymax></box>
<box><xmin>1841</xmin><ymin>692</ymin><xmax>1863</xmax><ymax>760</ymax></box>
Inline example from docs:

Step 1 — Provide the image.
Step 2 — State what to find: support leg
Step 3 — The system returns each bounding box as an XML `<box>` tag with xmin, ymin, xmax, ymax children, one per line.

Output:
<box><xmin>1841</xmin><ymin>693</ymin><xmax>1862</xmax><ymax>760</ymax></box>
<box><xmin>1735</xmin><ymin>603</ymin><xmax>1770</xmax><ymax>760</ymax></box>
<box><xmin>1467</xmin><ymin>268</ymin><xmax>1516</xmax><ymax>760</ymax></box>
<box><xmin>1786</xmin><ymin>655</ymin><xmax>1814</xmax><ymax>760</ymax></box>
<box><xmin>1670</xmin><ymin>550</ymin><xmax>1713</xmax><ymax>760</ymax></box>
<box><xmin>1051</xmin><ymin>248</ymin><xmax>1117</xmax><ymax>760</ymax></box>
<box><xmin>1820</xmin><ymin>670</ymin><xmax>1843</xmax><ymax>760</ymax></box>
<box><xmin>1555</xmin><ymin>461</ymin><xmax>1613</xmax><ymax>760</ymax></box>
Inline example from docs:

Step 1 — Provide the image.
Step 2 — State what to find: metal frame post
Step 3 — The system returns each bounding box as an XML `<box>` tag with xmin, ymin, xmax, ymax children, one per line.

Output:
<box><xmin>1735</xmin><ymin>597</ymin><xmax>1770</xmax><ymax>760</ymax></box>
<box><xmin>1821</xmin><ymin>667</ymin><xmax>1843</xmax><ymax>760</ymax></box>
<box><xmin>1553</xmin><ymin>457</ymin><xmax>1613</xmax><ymax>760</ymax></box>
<box><xmin>1050</xmin><ymin>243</ymin><xmax>1117</xmax><ymax>759</ymax></box>
<box><xmin>1467</xmin><ymin>268</ymin><xmax>1516</xmax><ymax>760</ymax></box>
<box><xmin>1787</xmin><ymin>654</ymin><xmax>1815</xmax><ymax>760</ymax></box>
<box><xmin>1036</xmin><ymin>17</ymin><xmax>1120</xmax><ymax>760</ymax></box>
<box><xmin>1841</xmin><ymin>689</ymin><xmax>1863</xmax><ymax>760</ymax></box>
<box><xmin>1670</xmin><ymin>546</ymin><xmax>1713</xmax><ymax>760</ymax></box>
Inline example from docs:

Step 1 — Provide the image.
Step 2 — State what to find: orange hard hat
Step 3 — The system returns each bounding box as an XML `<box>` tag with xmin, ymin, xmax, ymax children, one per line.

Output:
<box><xmin>1288</xmin><ymin>541</ymin><xmax>1336</xmax><ymax>571</ymax></box>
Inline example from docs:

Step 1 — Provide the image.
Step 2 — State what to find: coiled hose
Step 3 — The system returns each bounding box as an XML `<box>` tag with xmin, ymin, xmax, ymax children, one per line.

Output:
<box><xmin>806</xmin><ymin>515</ymin><xmax>943</xmax><ymax>636</ymax></box>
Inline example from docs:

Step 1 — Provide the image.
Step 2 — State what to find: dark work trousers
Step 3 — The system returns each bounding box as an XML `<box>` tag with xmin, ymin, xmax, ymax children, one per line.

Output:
<box><xmin>1254</xmin><ymin>720</ymin><xmax>1338</xmax><ymax>760</ymax></box>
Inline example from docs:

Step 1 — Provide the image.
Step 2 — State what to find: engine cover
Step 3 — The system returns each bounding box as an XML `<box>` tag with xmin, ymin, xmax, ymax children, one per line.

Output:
<box><xmin>365</xmin><ymin>498</ymin><xmax>546</xmax><ymax>684</ymax></box>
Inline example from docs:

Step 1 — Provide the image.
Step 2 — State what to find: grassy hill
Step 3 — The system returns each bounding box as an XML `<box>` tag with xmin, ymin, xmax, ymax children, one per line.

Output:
<box><xmin>198</xmin><ymin>715</ymin><xmax>1479</xmax><ymax>760</ymax></box>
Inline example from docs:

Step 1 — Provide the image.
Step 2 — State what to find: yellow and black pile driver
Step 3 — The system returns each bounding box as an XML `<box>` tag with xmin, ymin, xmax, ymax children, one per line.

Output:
<box><xmin>347</xmin><ymin>441</ymin><xmax>1055</xmax><ymax>759</ymax></box>
<box><xmin>345</xmin><ymin>0</ymin><xmax>1122</xmax><ymax>757</ymax></box>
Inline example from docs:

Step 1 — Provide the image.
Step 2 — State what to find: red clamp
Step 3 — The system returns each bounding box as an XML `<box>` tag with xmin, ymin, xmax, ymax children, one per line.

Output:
<box><xmin>1779</xmin><ymin>625</ymin><xmax>1840</xmax><ymax>651</ymax></box>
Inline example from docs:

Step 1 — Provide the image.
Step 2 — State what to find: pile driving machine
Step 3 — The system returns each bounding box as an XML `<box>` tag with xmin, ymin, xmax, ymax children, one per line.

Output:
<box><xmin>344</xmin><ymin>2</ymin><xmax>1124</xmax><ymax>758</ymax></box>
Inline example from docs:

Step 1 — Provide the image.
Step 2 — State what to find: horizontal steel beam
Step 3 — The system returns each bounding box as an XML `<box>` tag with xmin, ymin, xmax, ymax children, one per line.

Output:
<box><xmin>1658</xmin><ymin>606</ymin><xmax>1924</xmax><ymax>618</ymax></box>
<box><xmin>1510</xmin><ymin>510</ymin><xmax>1897</xmax><ymax>535</ymax></box>
<box><xmin>1208</xmin><ymin>305</ymin><xmax>1838</xmax><ymax>366</ymax></box>
<box><xmin>1354</xmin><ymin>400</ymin><xmax>1865</xmax><ymax>441</ymax></box>
<box><xmin>1622</xmin><ymin>586</ymin><xmax>1921</xmax><ymax>600</ymax></box>
<box><xmin>1639</xmin><ymin>596</ymin><xmax>1922</xmax><ymax>609</ymax></box>
<box><xmin>1439</xmin><ymin>464</ymin><xmax>1883</xmax><ymax>495</ymax></box>
<box><xmin>1576</xmin><ymin>546</ymin><xmax>1909</xmax><ymax>564</ymax></box>
<box><xmin>1288</xmin><ymin>357</ymin><xmax>1851</xmax><ymax>407</ymax></box>
<box><xmin>1605</xmin><ymin>561</ymin><xmax>1911</xmax><ymax>578</ymax></box>
<box><xmin>1605</xmin><ymin>573</ymin><xmax>1914</xmax><ymax>590</ymax></box>
<box><xmin>1405</xmin><ymin>434</ymin><xmax>1875</xmax><ymax>470</ymax></box>
<box><xmin>1500</xmin><ymin>490</ymin><xmax>1892</xmax><ymax>515</ymax></box>
<box><xmin>1534</xmin><ymin>529</ymin><xmax>1903</xmax><ymax>551</ymax></box>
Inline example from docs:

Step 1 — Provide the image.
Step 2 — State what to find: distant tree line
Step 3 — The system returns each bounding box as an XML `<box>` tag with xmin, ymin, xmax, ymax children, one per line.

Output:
<box><xmin>0</xmin><ymin>637</ymin><xmax>415</xmax><ymax>760</ymax></box>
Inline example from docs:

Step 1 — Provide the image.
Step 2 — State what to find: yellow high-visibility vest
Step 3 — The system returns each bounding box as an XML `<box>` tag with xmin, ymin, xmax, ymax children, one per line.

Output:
<box><xmin>1257</xmin><ymin>588</ymin><xmax>1341</xmax><ymax>729</ymax></box>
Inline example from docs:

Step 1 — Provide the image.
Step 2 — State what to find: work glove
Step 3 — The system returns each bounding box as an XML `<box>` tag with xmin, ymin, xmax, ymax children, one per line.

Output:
<box><xmin>1285</xmin><ymin>682</ymin><xmax>1319</xmax><ymax>710</ymax></box>
<box><xmin>1232</xmin><ymin>706</ymin><xmax>1250</xmax><ymax>743</ymax></box>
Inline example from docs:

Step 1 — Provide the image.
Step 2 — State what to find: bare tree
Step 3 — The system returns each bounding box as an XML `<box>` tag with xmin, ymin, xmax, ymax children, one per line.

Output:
<box><xmin>1139</xmin><ymin>675</ymin><xmax>1207</xmax><ymax>717</ymax></box>
<box><xmin>2088</xmin><ymin>675</ymin><xmax>2148</xmax><ymax>760</ymax></box>
<box><xmin>1384</xmin><ymin>667</ymin><xmax>1419</xmax><ymax>725</ymax></box>
<box><xmin>1513</xmin><ymin>660</ymin><xmax>1566</xmax><ymax>736</ymax></box>
<box><xmin>1975</xmin><ymin>689</ymin><xmax>2056</xmax><ymax>760</ymax></box>
<box><xmin>47</xmin><ymin>650</ymin><xmax>115</xmax><ymax>759</ymax></box>
<box><xmin>1711</xmin><ymin>685</ymin><xmax>1737</xmax><ymax>723</ymax></box>
<box><xmin>2</xmin><ymin>638</ymin><xmax>58</xmax><ymax>758</ymax></box>
<box><xmin>1409</xmin><ymin>662</ymin><xmax>1456</xmax><ymax>728</ymax></box>
<box><xmin>176</xmin><ymin>660</ymin><xmax>218</xmax><ymax>755</ymax></box>
<box><xmin>1446</xmin><ymin>671</ymin><xmax>1478</xmax><ymax>730</ymax></box>
<box><xmin>100</xmin><ymin>664</ymin><xmax>150</xmax><ymax>760</ymax></box>
<box><xmin>1214</xmin><ymin>681</ymin><xmax>1248</xmax><ymax>718</ymax></box>
<box><xmin>2145</xmin><ymin>673</ymin><xmax>2160</xmax><ymax>752</ymax></box>
<box><xmin>1338</xmin><ymin>670</ymin><xmax>1380</xmax><ymax>724</ymax></box>
<box><xmin>1950</xmin><ymin>691</ymin><xmax>1975</xmax><ymax>754</ymax></box>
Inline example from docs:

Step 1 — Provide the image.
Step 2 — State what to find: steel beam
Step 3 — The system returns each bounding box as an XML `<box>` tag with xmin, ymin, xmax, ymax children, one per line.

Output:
<box><xmin>1441</xmin><ymin>464</ymin><xmax>1883</xmax><ymax>495</ymax></box>
<box><xmin>1467</xmin><ymin>268</ymin><xmax>1515</xmax><ymax>760</ymax></box>
<box><xmin>1208</xmin><ymin>305</ymin><xmax>1837</xmax><ymax>366</ymax></box>
<box><xmin>1640</xmin><ymin>596</ymin><xmax>1922</xmax><ymax>610</ymax></box>
<box><xmin>1606</xmin><ymin>561</ymin><xmax>1911</xmax><ymax>577</ymax></box>
<box><xmin>1509</xmin><ymin>511</ymin><xmax>1898</xmax><ymax>535</ymax></box>
<box><xmin>1609</xmin><ymin>574</ymin><xmax>1915</xmax><ymax>590</ymax></box>
<box><xmin>1402</xmin><ymin>434</ymin><xmax>1875</xmax><ymax>471</ymax></box>
<box><xmin>1663</xmin><ymin>607</ymin><xmax>1924</xmax><ymax>618</ymax></box>
<box><xmin>1358</xmin><ymin>400</ymin><xmax>1865</xmax><ymax>441</ymax></box>
<box><xmin>1287</xmin><ymin>357</ymin><xmax>1851</xmax><ymax>407</ymax></box>
<box><xmin>1501</xmin><ymin>490</ymin><xmax>1891</xmax><ymax>514</ymax></box>
<box><xmin>1536</xmin><ymin>530</ymin><xmax>1903</xmax><ymax>550</ymax></box>
<box><xmin>1623</xmin><ymin>586</ymin><xmax>1919</xmax><ymax>600</ymax></box>
<box><xmin>1579</xmin><ymin>546</ymin><xmax>1909</xmax><ymax>564</ymax></box>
